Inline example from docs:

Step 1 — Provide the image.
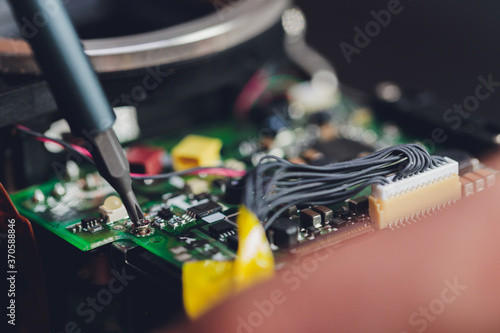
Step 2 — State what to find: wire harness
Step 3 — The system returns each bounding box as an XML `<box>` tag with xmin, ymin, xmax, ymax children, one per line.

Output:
<box><xmin>242</xmin><ymin>144</ymin><xmax>447</xmax><ymax>229</ymax></box>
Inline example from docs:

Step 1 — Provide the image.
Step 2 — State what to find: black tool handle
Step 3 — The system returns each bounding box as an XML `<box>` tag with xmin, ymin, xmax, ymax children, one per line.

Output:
<box><xmin>7</xmin><ymin>0</ymin><xmax>115</xmax><ymax>136</ymax></box>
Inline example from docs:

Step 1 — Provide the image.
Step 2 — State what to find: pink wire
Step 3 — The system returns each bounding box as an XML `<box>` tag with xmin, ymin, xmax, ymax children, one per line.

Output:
<box><xmin>24</xmin><ymin>128</ymin><xmax>245</xmax><ymax>178</ymax></box>
<box><xmin>130</xmin><ymin>168</ymin><xmax>246</xmax><ymax>179</ymax></box>
<box><xmin>234</xmin><ymin>69</ymin><xmax>269</xmax><ymax>117</ymax></box>
<box><xmin>33</xmin><ymin>136</ymin><xmax>93</xmax><ymax>158</ymax></box>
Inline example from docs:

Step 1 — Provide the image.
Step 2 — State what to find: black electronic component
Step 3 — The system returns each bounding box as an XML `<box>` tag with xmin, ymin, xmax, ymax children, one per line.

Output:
<box><xmin>330</xmin><ymin>218</ymin><xmax>346</xmax><ymax>229</ymax></box>
<box><xmin>81</xmin><ymin>217</ymin><xmax>98</xmax><ymax>229</ymax></box>
<box><xmin>267</xmin><ymin>217</ymin><xmax>299</xmax><ymax>248</ymax></box>
<box><xmin>80</xmin><ymin>217</ymin><xmax>103</xmax><ymax>233</ymax></box>
<box><xmin>312</xmin><ymin>205</ymin><xmax>333</xmax><ymax>225</ymax></box>
<box><xmin>223</xmin><ymin>179</ymin><xmax>245</xmax><ymax>205</ymax></box>
<box><xmin>347</xmin><ymin>196</ymin><xmax>369</xmax><ymax>215</ymax></box>
<box><xmin>158</xmin><ymin>208</ymin><xmax>174</xmax><ymax>220</ymax></box>
<box><xmin>208</xmin><ymin>221</ymin><xmax>235</xmax><ymax>237</ymax></box>
<box><xmin>226</xmin><ymin>233</ymin><xmax>239</xmax><ymax>251</ymax></box>
<box><xmin>186</xmin><ymin>200</ymin><xmax>222</xmax><ymax>219</ymax></box>
<box><xmin>300</xmin><ymin>209</ymin><xmax>322</xmax><ymax>228</ymax></box>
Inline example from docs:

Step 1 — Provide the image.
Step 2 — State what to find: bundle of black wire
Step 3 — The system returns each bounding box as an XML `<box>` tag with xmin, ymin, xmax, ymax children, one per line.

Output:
<box><xmin>243</xmin><ymin>144</ymin><xmax>447</xmax><ymax>229</ymax></box>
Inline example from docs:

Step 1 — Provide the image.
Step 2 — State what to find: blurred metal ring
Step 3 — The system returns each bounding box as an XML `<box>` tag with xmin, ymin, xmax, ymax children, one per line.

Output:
<box><xmin>0</xmin><ymin>0</ymin><xmax>291</xmax><ymax>75</ymax></box>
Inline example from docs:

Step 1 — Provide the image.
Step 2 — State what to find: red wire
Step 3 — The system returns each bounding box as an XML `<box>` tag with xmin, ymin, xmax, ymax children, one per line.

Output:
<box><xmin>33</xmin><ymin>136</ymin><xmax>93</xmax><ymax>158</ymax></box>
<box><xmin>24</xmin><ymin>127</ymin><xmax>245</xmax><ymax>178</ymax></box>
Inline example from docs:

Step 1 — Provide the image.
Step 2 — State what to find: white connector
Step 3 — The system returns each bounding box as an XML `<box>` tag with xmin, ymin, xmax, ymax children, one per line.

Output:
<box><xmin>369</xmin><ymin>157</ymin><xmax>462</xmax><ymax>229</ymax></box>
<box><xmin>371</xmin><ymin>157</ymin><xmax>459</xmax><ymax>200</ymax></box>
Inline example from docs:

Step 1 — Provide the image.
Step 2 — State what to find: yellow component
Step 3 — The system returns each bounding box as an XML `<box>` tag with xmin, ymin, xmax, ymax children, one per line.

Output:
<box><xmin>182</xmin><ymin>206</ymin><xmax>275</xmax><ymax>319</ymax></box>
<box><xmin>369</xmin><ymin>175</ymin><xmax>462</xmax><ymax>229</ymax></box>
<box><xmin>182</xmin><ymin>260</ymin><xmax>234</xmax><ymax>319</ymax></box>
<box><xmin>171</xmin><ymin>135</ymin><xmax>222</xmax><ymax>171</ymax></box>
<box><xmin>233</xmin><ymin>206</ymin><xmax>275</xmax><ymax>292</ymax></box>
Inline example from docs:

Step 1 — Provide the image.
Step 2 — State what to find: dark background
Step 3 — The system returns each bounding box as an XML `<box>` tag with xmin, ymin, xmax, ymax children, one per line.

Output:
<box><xmin>296</xmin><ymin>0</ymin><xmax>500</xmax><ymax>120</ymax></box>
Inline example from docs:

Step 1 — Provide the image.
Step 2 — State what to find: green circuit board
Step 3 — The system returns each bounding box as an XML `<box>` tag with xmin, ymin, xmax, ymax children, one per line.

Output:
<box><xmin>10</xmin><ymin>94</ymin><xmax>418</xmax><ymax>269</ymax></box>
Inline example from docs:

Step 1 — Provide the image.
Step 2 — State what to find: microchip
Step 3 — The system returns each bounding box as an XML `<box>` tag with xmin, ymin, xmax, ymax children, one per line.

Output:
<box><xmin>186</xmin><ymin>200</ymin><xmax>222</xmax><ymax>219</ymax></box>
<box><xmin>81</xmin><ymin>217</ymin><xmax>99</xmax><ymax>229</ymax></box>
<box><xmin>208</xmin><ymin>221</ymin><xmax>234</xmax><ymax>237</ymax></box>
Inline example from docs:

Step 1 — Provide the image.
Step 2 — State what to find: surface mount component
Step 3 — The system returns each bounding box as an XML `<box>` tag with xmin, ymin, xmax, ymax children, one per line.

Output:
<box><xmin>311</xmin><ymin>205</ymin><xmax>333</xmax><ymax>225</ymax></box>
<box><xmin>99</xmin><ymin>196</ymin><xmax>128</xmax><ymax>223</ymax></box>
<box><xmin>186</xmin><ymin>200</ymin><xmax>222</xmax><ymax>219</ymax></box>
<box><xmin>267</xmin><ymin>217</ymin><xmax>299</xmax><ymax>248</ymax></box>
<box><xmin>300</xmin><ymin>209</ymin><xmax>322</xmax><ymax>228</ymax></box>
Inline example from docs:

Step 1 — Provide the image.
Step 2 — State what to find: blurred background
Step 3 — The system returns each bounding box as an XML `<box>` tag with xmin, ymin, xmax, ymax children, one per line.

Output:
<box><xmin>297</xmin><ymin>0</ymin><xmax>500</xmax><ymax>119</ymax></box>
